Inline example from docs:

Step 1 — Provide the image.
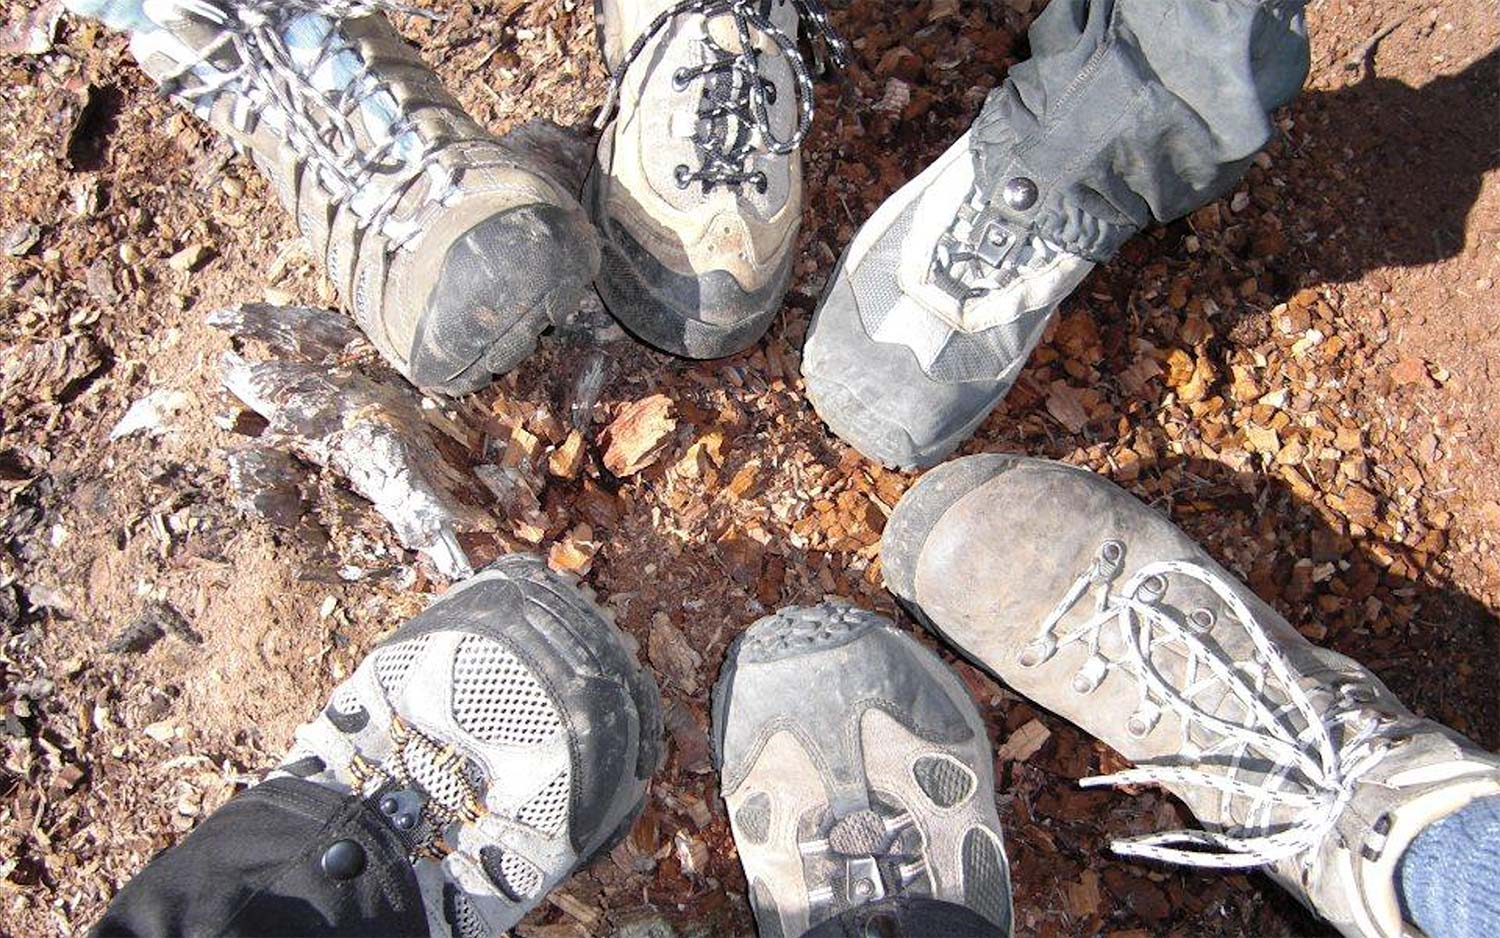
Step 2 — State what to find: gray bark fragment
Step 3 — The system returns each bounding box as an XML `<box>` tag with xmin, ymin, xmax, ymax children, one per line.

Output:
<box><xmin>212</xmin><ymin>305</ymin><xmax>495</xmax><ymax>580</ymax></box>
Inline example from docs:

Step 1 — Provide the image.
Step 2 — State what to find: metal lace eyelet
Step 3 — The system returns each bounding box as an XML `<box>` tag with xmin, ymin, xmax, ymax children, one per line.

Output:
<box><xmin>1138</xmin><ymin>573</ymin><xmax>1168</xmax><ymax>602</ymax></box>
<box><xmin>763</xmin><ymin>81</ymin><xmax>778</xmax><ymax>105</ymax></box>
<box><xmin>1094</xmin><ymin>540</ymin><xmax>1125</xmax><ymax>579</ymax></box>
<box><xmin>1072</xmin><ymin>654</ymin><xmax>1108</xmax><ymax>694</ymax></box>
<box><xmin>1188</xmin><ymin>608</ymin><xmax>1216</xmax><ymax>633</ymax></box>
<box><xmin>1018</xmin><ymin>636</ymin><xmax>1057</xmax><ymax>668</ymax></box>
<box><xmin>674</xmin><ymin>164</ymin><xmax>693</xmax><ymax>189</ymax></box>
<box><xmin>753</xmin><ymin>171</ymin><xmax>769</xmax><ymax>194</ymax></box>
<box><xmin>672</xmin><ymin>67</ymin><xmax>693</xmax><ymax>92</ymax></box>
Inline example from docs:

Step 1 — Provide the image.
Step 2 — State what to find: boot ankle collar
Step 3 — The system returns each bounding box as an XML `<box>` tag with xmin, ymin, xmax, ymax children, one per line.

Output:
<box><xmin>1347</xmin><ymin>767</ymin><xmax>1500</xmax><ymax>938</ymax></box>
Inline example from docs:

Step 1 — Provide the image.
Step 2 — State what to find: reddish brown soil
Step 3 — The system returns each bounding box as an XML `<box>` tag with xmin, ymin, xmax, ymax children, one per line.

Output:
<box><xmin>1</xmin><ymin>0</ymin><xmax>1496</xmax><ymax>936</ymax></box>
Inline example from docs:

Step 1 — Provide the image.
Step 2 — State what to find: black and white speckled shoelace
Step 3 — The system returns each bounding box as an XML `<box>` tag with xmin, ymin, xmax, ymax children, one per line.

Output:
<box><xmin>596</xmin><ymin>0</ymin><xmax>847</xmax><ymax>192</ymax></box>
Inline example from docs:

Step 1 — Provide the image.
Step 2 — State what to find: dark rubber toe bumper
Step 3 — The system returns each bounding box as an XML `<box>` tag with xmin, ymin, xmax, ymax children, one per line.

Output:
<box><xmin>802</xmin><ymin>266</ymin><xmax>1004</xmax><ymax>471</ymax></box>
<box><xmin>409</xmin><ymin>203</ymin><xmax>600</xmax><ymax>395</ymax></box>
<box><xmin>588</xmin><ymin>181</ymin><xmax>791</xmax><ymax>360</ymax></box>
<box><xmin>711</xmin><ymin>603</ymin><xmax>978</xmax><ymax>792</ymax></box>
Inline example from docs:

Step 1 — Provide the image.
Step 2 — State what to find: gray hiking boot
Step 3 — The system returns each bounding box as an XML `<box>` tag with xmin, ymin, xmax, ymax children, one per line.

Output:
<box><xmin>712</xmin><ymin>603</ymin><xmax>1013</xmax><ymax>937</ymax></box>
<box><xmin>588</xmin><ymin>0</ymin><xmax>846</xmax><ymax>358</ymax></box>
<box><xmin>882</xmin><ymin>455</ymin><xmax>1500</xmax><ymax>938</ymax></box>
<box><xmin>75</xmin><ymin>0</ymin><xmax>599</xmax><ymax>394</ymax></box>
<box><xmin>273</xmin><ymin>555</ymin><xmax>663</xmax><ymax>937</ymax></box>
<box><xmin>801</xmin><ymin>130</ymin><xmax>1094</xmax><ymax>470</ymax></box>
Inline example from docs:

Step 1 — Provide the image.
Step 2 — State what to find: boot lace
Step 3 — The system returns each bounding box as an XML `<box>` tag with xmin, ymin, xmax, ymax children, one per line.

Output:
<box><xmin>348</xmin><ymin>714</ymin><xmax>486</xmax><ymax>858</ymax></box>
<box><xmin>797</xmin><ymin>806</ymin><xmax>927</xmax><ymax>913</ymax></box>
<box><xmin>596</xmin><ymin>0</ymin><xmax>847</xmax><ymax>192</ymax></box>
<box><xmin>151</xmin><ymin>0</ymin><xmax>487</xmax><ymax>253</ymax></box>
<box><xmin>931</xmin><ymin>191</ymin><xmax>1060</xmax><ymax>302</ymax></box>
<box><xmin>1023</xmin><ymin>540</ymin><xmax>1411</xmax><ymax>869</ymax></box>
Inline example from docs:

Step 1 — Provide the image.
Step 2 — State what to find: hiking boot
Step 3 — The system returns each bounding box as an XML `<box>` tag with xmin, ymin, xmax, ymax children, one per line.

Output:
<box><xmin>801</xmin><ymin>0</ymin><xmax>1309</xmax><ymax>470</ymax></box>
<box><xmin>74</xmin><ymin>0</ymin><xmax>599</xmax><ymax>394</ymax></box>
<box><xmin>588</xmin><ymin>0</ymin><xmax>846</xmax><ymax>358</ymax></box>
<box><xmin>712</xmin><ymin>602</ymin><xmax>1013</xmax><ymax>936</ymax></box>
<box><xmin>273</xmin><ymin>555</ymin><xmax>663</xmax><ymax>937</ymax></box>
<box><xmin>801</xmin><ymin>130</ymin><xmax>1094</xmax><ymax>469</ymax></box>
<box><xmin>882</xmin><ymin>455</ymin><xmax>1500</xmax><ymax>938</ymax></box>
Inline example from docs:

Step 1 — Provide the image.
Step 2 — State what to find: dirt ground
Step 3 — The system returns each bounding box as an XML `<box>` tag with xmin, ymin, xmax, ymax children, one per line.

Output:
<box><xmin>1</xmin><ymin>0</ymin><xmax>1497</xmax><ymax>935</ymax></box>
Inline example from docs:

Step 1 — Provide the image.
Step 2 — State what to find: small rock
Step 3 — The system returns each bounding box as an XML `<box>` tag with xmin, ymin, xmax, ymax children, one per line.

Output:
<box><xmin>143</xmin><ymin>720</ymin><xmax>177</xmax><ymax>743</ymax></box>
<box><xmin>648</xmin><ymin>615</ymin><xmax>702</xmax><ymax>694</ymax></box>
<box><xmin>3</xmin><ymin>222</ymin><xmax>40</xmax><ymax>257</ymax></box>
<box><xmin>995</xmin><ymin>718</ymin><xmax>1052</xmax><ymax>762</ymax></box>
<box><xmin>547</xmin><ymin>429</ymin><xmax>587</xmax><ymax>480</ymax></box>
<box><xmin>547</xmin><ymin>524</ymin><xmax>600</xmax><ymax>576</ymax></box>
<box><xmin>167</xmin><ymin>243</ymin><xmax>212</xmax><ymax>272</ymax></box>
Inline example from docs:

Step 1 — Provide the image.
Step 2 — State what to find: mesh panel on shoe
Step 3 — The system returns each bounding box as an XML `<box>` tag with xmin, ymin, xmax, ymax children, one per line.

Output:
<box><xmin>479</xmin><ymin>845</ymin><xmax>543</xmax><ymax>901</ymax></box>
<box><xmin>515</xmin><ymin>766</ymin><xmax>571</xmax><ymax>836</ymax></box>
<box><xmin>403</xmin><ymin>737</ymin><xmax>478</xmax><ymax>813</ymax></box>
<box><xmin>442</xmin><ymin>883</ymin><xmax>488</xmax><ymax>938</ymax></box>
<box><xmin>850</xmin><ymin>206</ymin><xmax>916</xmax><ymax>337</ymax></box>
<box><xmin>926</xmin><ymin>303</ymin><xmax>1055</xmax><ymax>384</ymax></box>
<box><xmin>750</xmin><ymin>880</ymin><xmax>786</xmax><ymax>938</ymax></box>
<box><xmin>736</xmin><ymin>792</ymin><xmax>772</xmax><ymax>844</ymax></box>
<box><xmin>451</xmin><ymin>634</ymin><xmax>563</xmax><ymax>747</ymax></box>
<box><xmin>961</xmin><ymin>827</ymin><xmax>1010</xmax><ymax>929</ymax></box>
<box><xmin>501</xmin><ymin>851</ymin><xmax>544</xmax><ymax>898</ymax></box>
<box><xmin>331</xmin><ymin>685</ymin><xmax>365</xmax><ymax>715</ymax></box>
<box><xmin>912</xmin><ymin>754</ymin><xmax>976</xmax><ymax>808</ymax></box>
<box><xmin>373</xmin><ymin>635</ymin><xmax>431</xmax><ymax>696</ymax></box>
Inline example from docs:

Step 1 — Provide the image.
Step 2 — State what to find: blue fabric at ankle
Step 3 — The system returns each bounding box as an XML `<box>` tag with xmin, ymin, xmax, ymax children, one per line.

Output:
<box><xmin>1397</xmin><ymin>794</ymin><xmax>1500</xmax><ymax>938</ymax></box>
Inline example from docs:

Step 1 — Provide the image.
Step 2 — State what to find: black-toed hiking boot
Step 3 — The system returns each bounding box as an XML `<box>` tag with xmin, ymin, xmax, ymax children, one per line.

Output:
<box><xmin>588</xmin><ymin>0</ymin><xmax>846</xmax><ymax>359</ymax></box>
<box><xmin>72</xmin><ymin>0</ymin><xmax>600</xmax><ymax>394</ymax></box>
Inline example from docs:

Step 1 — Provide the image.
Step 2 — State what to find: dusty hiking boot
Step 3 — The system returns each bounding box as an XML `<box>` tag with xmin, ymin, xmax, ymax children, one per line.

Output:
<box><xmin>75</xmin><ymin>0</ymin><xmax>599</xmax><ymax>394</ymax></box>
<box><xmin>800</xmin><ymin>127</ymin><xmax>1094</xmax><ymax>470</ymax></box>
<box><xmin>882</xmin><ymin>455</ymin><xmax>1500</xmax><ymax>938</ymax></box>
<box><xmin>272</xmin><ymin>555</ymin><xmax>663</xmax><ymax>937</ymax></box>
<box><xmin>589</xmin><ymin>0</ymin><xmax>846</xmax><ymax>358</ymax></box>
<box><xmin>801</xmin><ymin>0</ymin><xmax>1309</xmax><ymax>470</ymax></box>
<box><xmin>712</xmin><ymin>603</ymin><xmax>1013</xmax><ymax>937</ymax></box>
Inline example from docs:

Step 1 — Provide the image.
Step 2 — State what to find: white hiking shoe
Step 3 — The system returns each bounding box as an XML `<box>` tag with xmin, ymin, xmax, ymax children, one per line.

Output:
<box><xmin>273</xmin><ymin>556</ymin><xmax>663</xmax><ymax>937</ymax></box>
<box><xmin>713</xmin><ymin>602</ymin><xmax>1013</xmax><ymax>936</ymax></box>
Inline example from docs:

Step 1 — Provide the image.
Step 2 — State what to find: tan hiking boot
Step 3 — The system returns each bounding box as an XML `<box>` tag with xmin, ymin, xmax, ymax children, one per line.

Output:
<box><xmin>882</xmin><ymin>455</ymin><xmax>1500</xmax><ymax>938</ymax></box>
<box><xmin>82</xmin><ymin>0</ymin><xmax>599</xmax><ymax>394</ymax></box>
<box><xmin>712</xmin><ymin>603</ymin><xmax>1013</xmax><ymax>936</ymax></box>
<box><xmin>588</xmin><ymin>0</ymin><xmax>845</xmax><ymax>358</ymax></box>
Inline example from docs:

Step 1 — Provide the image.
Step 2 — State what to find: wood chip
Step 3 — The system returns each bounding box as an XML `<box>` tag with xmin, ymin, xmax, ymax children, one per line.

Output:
<box><xmin>995</xmin><ymin>718</ymin><xmax>1052</xmax><ymax>762</ymax></box>
<box><xmin>600</xmin><ymin>394</ymin><xmax>677</xmax><ymax>476</ymax></box>
<box><xmin>547</xmin><ymin>429</ymin><xmax>586</xmax><ymax>480</ymax></box>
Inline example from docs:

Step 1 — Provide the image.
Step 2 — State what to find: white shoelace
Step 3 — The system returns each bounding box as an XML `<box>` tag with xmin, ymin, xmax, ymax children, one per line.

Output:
<box><xmin>148</xmin><ymin>0</ymin><xmax>481</xmax><ymax>252</ymax></box>
<box><xmin>1022</xmin><ymin>541</ymin><xmax>1403</xmax><ymax>869</ymax></box>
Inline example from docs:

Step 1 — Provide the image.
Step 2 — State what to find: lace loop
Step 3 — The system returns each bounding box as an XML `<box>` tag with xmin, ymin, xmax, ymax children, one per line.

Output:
<box><xmin>1028</xmin><ymin>541</ymin><xmax>1410</xmax><ymax>869</ymax></box>
<box><xmin>152</xmin><ymin>0</ymin><xmax>483</xmax><ymax>255</ymax></box>
<box><xmin>596</xmin><ymin>0</ymin><xmax>847</xmax><ymax>191</ymax></box>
